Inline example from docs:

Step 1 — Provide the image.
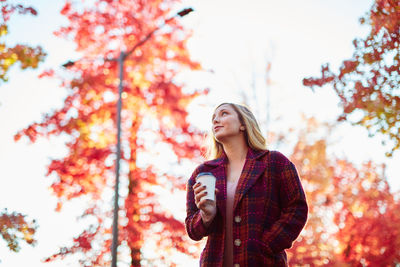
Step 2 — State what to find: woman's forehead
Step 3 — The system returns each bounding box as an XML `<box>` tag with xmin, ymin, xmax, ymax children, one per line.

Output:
<box><xmin>214</xmin><ymin>103</ymin><xmax>232</xmax><ymax>113</ymax></box>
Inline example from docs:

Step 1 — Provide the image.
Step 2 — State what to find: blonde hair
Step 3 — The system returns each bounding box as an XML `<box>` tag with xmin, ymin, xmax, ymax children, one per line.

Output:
<box><xmin>206</xmin><ymin>103</ymin><xmax>267</xmax><ymax>160</ymax></box>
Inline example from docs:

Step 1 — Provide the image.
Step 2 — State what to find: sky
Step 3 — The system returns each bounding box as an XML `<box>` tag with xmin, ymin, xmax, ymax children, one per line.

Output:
<box><xmin>1</xmin><ymin>0</ymin><xmax>399</xmax><ymax>266</ymax></box>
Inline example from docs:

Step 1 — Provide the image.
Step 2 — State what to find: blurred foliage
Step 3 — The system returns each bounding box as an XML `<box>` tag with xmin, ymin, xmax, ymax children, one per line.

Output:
<box><xmin>0</xmin><ymin>209</ymin><xmax>37</xmax><ymax>253</ymax></box>
<box><xmin>286</xmin><ymin>117</ymin><xmax>400</xmax><ymax>266</ymax></box>
<box><xmin>303</xmin><ymin>0</ymin><xmax>400</xmax><ymax>157</ymax></box>
<box><xmin>0</xmin><ymin>0</ymin><xmax>46</xmax><ymax>83</ymax></box>
<box><xmin>0</xmin><ymin>0</ymin><xmax>41</xmax><ymax>258</ymax></box>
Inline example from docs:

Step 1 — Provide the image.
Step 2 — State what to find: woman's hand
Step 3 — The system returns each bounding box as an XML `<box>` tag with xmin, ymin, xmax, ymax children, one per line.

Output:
<box><xmin>193</xmin><ymin>182</ymin><xmax>218</xmax><ymax>226</ymax></box>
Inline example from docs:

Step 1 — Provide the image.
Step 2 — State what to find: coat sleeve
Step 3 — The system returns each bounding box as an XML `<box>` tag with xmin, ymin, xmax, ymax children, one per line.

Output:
<box><xmin>260</xmin><ymin>158</ymin><xmax>308</xmax><ymax>254</ymax></box>
<box><xmin>185</xmin><ymin>166</ymin><xmax>217</xmax><ymax>241</ymax></box>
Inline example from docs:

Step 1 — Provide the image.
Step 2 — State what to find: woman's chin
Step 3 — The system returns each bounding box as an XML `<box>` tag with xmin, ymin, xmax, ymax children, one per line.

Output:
<box><xmin>214</xmin><ymin>133</ymin><xmax>233</xmax><ymax>144</ymax></box>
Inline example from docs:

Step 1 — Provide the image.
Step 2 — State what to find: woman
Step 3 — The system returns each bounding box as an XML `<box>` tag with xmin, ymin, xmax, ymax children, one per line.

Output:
<box><xmin>185</xmin><ymin>103</ymin><xmax>308</xmax><ymax>266</ymax></box>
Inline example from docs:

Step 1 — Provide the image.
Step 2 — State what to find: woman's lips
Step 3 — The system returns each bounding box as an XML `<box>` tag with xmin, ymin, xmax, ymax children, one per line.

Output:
<box><xmin>214</xmin><ymin>126</ymin><xmax>223</xmax><ymax>132</ymax></box>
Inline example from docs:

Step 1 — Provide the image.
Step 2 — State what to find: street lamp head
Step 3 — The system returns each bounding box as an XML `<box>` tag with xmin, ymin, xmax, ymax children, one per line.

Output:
<box><xmin>62</xmin><ymin>60</ymin><xmax>75</xmax><ymax>68</ymax></box>
<box><xmin>177</xmin><ymin>8</ymin><xmax>194</xmax><ymax>17</ymax></box>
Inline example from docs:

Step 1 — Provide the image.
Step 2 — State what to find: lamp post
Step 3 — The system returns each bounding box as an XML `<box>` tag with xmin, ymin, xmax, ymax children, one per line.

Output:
<box><xmin>111</xmin><ymin>50</ymin><xmax>125</xmax><ymax>267</ymax></box>
<box><xmin>110</xmin><ymin>8</ymin><xmax>193</xmax><ymax>267</ymax></box>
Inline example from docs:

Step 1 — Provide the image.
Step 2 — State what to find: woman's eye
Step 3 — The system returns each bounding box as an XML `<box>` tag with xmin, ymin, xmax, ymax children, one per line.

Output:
<box><xmin>221</xmin><ymin>111</ymin><xmax>227</xmax><ymax>115</ymax></box>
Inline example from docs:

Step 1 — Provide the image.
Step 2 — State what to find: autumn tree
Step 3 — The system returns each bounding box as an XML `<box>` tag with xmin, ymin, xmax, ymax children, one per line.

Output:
<box><xmin>331</xmin><ymin>160</ymin><xmax>400</xmax><ymax>265</ymax></box>
<box><xmin>0</xmin><ymin>0</ymin><xmax>46</xmax><ymax>83</ymax></box>
<box><xmin>303</xmin><ymin>0</ymin><xmax>400</xmax><ymax>156</ymax></box>
<box><xmin>286</xmin><ymin>117</ymin><xmax>340</xmax><ymax>266</ymax></box>
<box><xmin>284</xmin><ymin>117</ymin><xmax>400</xmax><ymax>266</ymax></box>
<box><xmin>15</xmin><ymin>0</ymin><xmax>205</xmax><ymax>266</ymax></box>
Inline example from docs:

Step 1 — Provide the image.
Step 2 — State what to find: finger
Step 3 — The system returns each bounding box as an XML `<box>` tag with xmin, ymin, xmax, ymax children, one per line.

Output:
<box><xmin>193</xmin><ymin>183</ymin><xmax>203</xmax><ymax>194</ymax></box>
<box><xmin>196</xmin><ymin>191</ymin><xmax>208</xmax><ymax>203</ymax></box>
<box><xmin>195</xmin><ymin>191</ymin><xmax>207</xmax><ymax>207</ymax></box>
<box><xmin>194</xmin><ymin>188</ymin><xmax>206</xmax><ymax>203</ymax></box>
<box><xmin>194</xmin><ymin>185</ymin><xmax>207</xmax><ymax>196</ymax></box>
<box><xmin>193</xmin><ymin>182</ymin><xmax>201</xmax><ymax>189</ymax></box>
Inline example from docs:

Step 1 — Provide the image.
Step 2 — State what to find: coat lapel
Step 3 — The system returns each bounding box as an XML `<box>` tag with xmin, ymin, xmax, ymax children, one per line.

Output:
<box><xmin>233</xmin><ymin>149</ymin><xmax>268</xmax><ymax>211</ymax></box>
<box><xmin>202</xmin><ymin>149</ymin><xmax>269</xmax><ymax>219</ymax></box>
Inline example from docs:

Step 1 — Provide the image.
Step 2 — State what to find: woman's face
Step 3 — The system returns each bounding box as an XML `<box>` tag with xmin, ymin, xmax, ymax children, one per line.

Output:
<box><xmin>212</xmin><ymin>104</ymin><xmax>243</xmax><ymax>142</ymax></box>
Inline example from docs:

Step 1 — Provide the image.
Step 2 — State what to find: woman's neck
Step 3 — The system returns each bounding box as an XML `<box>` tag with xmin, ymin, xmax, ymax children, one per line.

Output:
<box><xmin>222</xmin><ymin>137</ymin><xmax>248</xmax><ymax>164</ymax></box>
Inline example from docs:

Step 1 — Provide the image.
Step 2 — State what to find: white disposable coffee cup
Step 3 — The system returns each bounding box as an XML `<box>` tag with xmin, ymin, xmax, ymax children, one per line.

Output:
<box><xmin>196</xmin><ymin>172</ymin><xmax>216</xmax><ymax>201</ymax></box>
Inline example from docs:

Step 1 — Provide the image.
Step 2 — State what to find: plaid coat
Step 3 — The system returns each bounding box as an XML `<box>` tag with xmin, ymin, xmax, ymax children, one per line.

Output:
<box><xmin>185</xmin><ymin>149</ymin><xmax>308</xmax><ymax>267</ymax></box>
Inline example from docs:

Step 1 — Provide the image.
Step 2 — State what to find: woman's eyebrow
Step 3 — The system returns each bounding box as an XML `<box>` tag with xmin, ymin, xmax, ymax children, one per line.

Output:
<box><xmin>212</xmin><ymin>108</ymin><xmax>228</xmax><ymax>121</ymax></box>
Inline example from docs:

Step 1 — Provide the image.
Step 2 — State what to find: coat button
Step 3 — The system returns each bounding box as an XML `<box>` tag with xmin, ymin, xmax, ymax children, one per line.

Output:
<box><xmin>234</xmin><ymin>239</ymin><xmax>241</xmax><ymax>247</ymax></box>
<box><xmin>234</xmin><ymin>264</ymin><xmax>240</xmax><ymax>267</ymax></box>
<box><xmin>234</xmin><ymin>216</ymin><xmax>241</xmax><ymax>223</ymax></box>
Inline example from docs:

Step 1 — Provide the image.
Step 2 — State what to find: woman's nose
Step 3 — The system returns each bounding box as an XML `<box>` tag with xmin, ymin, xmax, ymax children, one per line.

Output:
<box><xmin>212</xmin><ymin>116</ymin><xmax>219</xmax><ymax>124</ymax></box>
